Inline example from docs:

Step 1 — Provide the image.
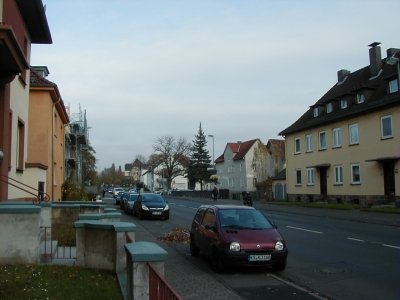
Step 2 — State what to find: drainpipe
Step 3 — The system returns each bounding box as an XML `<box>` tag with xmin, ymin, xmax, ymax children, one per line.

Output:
<box><xmin>52</xmin><ymin>98</ymin><xmax>61</xmax><ymax>201</ymax></box>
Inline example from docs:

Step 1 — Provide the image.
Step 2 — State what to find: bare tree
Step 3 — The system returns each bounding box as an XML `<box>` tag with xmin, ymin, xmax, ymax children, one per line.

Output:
<box><xmin>153</xmin><ymin>136</ymin><xmax>191</xmax><ymax>190</ymax></box>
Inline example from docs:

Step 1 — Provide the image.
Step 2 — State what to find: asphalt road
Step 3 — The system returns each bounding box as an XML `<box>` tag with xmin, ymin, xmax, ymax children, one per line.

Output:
<box><xmin>106</xmin><ymin>194</ymin><xmax>400</xmax><ymax>300</ymax></box>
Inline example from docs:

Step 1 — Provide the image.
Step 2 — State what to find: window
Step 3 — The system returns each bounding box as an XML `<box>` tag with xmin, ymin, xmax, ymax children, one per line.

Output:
<box><xmin>326</xmin><ymin>102</ymin><xmax>333</xmax><ymax>113</ymax></box>
<box><xmin>202</xmin><ymin>209</ymin><xmax>216</xmax><ymax>225</ymax></box>
<box><xmin>295</xmin><ymin>137</ymin><xmax>301</xmax><ymax>154</ymax></box>
<box><xmin>351</xmin><ymin>164</ymin><xmax>361</xmax><ymax>184</ymax></box>
<box><xmin>306</xmin><ymin>134</ymin><xmax>313</xmax><ymax>152</ymax></box>
<box><xmin>306</xmin><ymin>134</ymin><xmax>312</xmax><ymax>152</ymax></box>
<box><xmin>313</xmin><ymin>107</ymin><xmax>319</xmax><ymax>117</ymax></box>
<box><xmin>319</xmin><ymin>131</ymin><xmax>327</xmax><ymax>150</ymax></box>
<box><xmin>296</xmin><ymin>169</ymin><xmax>302</xmax><ymax>185</ymax></box>
<box><xmin>356</xmin><ymin>92</ymin><xmax>365</xmax><ymax>104</ymax></box>
<box><xmin>349</xmin><ymin>124</ymin><xmax>359</xmax><ymax>145</ymax></box>
<box><xmin>388</xmin><ymin>78</ymin><xmax>399</xmax><ymax>93</ymax></box>
<box><xmin>381</xmin><ymin>115</ymin><xmax>393</xmax><ymax>139</ymax></box>
<box><xmin>332</xmin><ymin>128</ymin><xmax>342</xmax><ymax>148</ymax></box>
<box><xmin>340</xmin><ymin>99</ymin><xmax>348</xmax><ymax>109</ymax></box>
<box><xmin>307</xmin><ymin>168</ymin><xmax>315</xmax><ymax>185</ymax></box>
<box><xmin>17</xmin><ymin>119</ymin><xmax>25</xmax><ymax>171</ymax></box>
<box><xmin>334</xmin><ymin>165</ymin><xmax>343</xmax><ymax>184</ymax></box>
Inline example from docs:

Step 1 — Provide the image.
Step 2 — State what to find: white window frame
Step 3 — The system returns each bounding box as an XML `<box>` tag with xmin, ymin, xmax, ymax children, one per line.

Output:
<box><xmin>319</xmin><ymin>131</ymin><xmax>327</xmax><ymax>150</ymax></box>
<box><xmin>334</xmin><ymin>165</ymin><xmax>343</xmax><ymax>184</ymax></box>
<box><xmin>306</xmin><ymin>134</ymin><xmax>313</xmax><ymax>152</ymax></box>
<box><xmin>295</xmin><ymin>169</ymin><xmax>302</xmax><ymax>186</ymax></box>
<box><xmin>294</xmin><ymin>137</ymin><xmax>301</xmax><ymax>154</ymax></box>
<box><xmin>340</xmin><ymin>99</ymin><xmax>348</xmax><ymax>109</ymax></box>
<box><xmin>326</xmin><ymin>102</ymin><xmax>333</xmax><ymax>113</ymax></box>
<box><xmin>351</xmin><ymin>164</ymin><xmax>361</xmax><ymax>184</ymax></box>
<box><xmin>356</xmin><ymin>92</ymin><xmax>365</xmax><ymax>104</ymax></box>
<box><xmin>307</xmin><ymin>168</ymin><xmax>315</xmax><ymax>185</ymax></box>
<box><xmin>313</xmin><ymin>107</ymin><xmax>319</xmax><ymax>117</ymax></box>
<box><xmin>381</xmin><ymin>115</ymin><xmax>393</xmax><ymax>139</ymax></box>
<box><xmin>332</xmin><ymin>127</ymin><xmax>342</xmax><ymax>148</ymax></box>
<box><xmin>388</xmin><ymin>78</ymin><xmax>399</xmax><ymax>94</ymax></box>
<box><xmin>349</xmin><ymin>124</ymin><xmax>359</xmax><ymax>145</ymax></box>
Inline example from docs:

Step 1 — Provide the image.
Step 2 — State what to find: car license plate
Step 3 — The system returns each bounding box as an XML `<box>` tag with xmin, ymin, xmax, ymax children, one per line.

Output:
<box><xmin>152</xmin><ymin>212</ymin><xmax>162</xmax><ymax>215</ymax></box>
<box><xmin>248</xmin><ymin>254</ymin><xmax>271</xmax><ymax>262</ymax></box>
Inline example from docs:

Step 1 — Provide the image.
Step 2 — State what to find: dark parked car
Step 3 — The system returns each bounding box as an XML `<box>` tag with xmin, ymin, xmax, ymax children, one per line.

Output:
<box><xmin>125</xmin><ymin>193</ymin><xmax>139</xmax><ymax>214</ymax></box>
<box><xmin>190</xmin><ymin>204</ymin><xmax>288</xmax><ymax>272</ymax></box>
<box><xmin>133</xmin><ymin>193</ymin><xmax>169</xmax><ymax>220</ymax></box>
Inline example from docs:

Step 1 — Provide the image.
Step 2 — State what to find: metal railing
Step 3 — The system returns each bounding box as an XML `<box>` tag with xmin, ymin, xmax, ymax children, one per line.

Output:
<box><xmin>0</xmin><ymin>174</ymin><xmax>50</xmax><ymax>204</ymax></box>
<box><xmin>149</xmin><ymin>263</ymin><xmax>182</xmax><ymax>300</ymax></box>
<box><xmin>40</xmin><ymin>226</ymin><xmax>76</xmax><ymax>263</ymax></box>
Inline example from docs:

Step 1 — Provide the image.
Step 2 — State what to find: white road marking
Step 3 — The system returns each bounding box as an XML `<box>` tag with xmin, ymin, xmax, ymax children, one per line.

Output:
<box><xmin>286</xmin><ymin>226</ymin><xmax>323</xmax><ymax>234</ymax></box>
<box><xmin>382</xmin><ymin>244</ymin><xmax>400</xmax><ymax>250</ymax></box>
<box><xmin>347</xmin><ymin>237</ymin><xmax>365</xmax><ymax>242</ymax></box>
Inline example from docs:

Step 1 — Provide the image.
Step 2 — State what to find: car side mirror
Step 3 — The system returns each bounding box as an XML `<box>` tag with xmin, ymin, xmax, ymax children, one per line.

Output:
<box><xmin>205</xmin><ymin>224</ymin><xmax>217</xmax><ymax>232</ymax></box>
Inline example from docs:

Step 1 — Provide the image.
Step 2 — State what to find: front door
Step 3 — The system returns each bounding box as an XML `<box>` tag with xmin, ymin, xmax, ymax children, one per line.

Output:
<box><xmin>319</xmin><ymin>168</ymin><xmax>327</xmax><ymax>198</ymax></box>
<box><xmin>383</xmin><ymin>161</ymin><xmax>395</xmax><ymax>200</ymax></box>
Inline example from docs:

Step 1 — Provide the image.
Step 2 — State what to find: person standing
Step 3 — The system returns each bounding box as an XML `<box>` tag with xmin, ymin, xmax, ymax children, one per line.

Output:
<box><xmin>212</xmin><ymin>187</ymin><xmax>218</xmax><ymax>201</ymax></box>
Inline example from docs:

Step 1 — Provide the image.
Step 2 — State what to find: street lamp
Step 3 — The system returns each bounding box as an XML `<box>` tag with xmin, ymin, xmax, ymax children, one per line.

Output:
<box><xmin>386</xmin><ymin>55</ymin><xmax>400</xmax><ymax>92</ymax></box>
<box><xmin>207</xmin><ymin>135</ymin><xmax>215</xmax><ymax>166</ymax></box>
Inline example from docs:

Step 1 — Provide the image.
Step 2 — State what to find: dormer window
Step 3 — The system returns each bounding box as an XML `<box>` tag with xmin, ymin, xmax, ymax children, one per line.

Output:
<box><xmin>340</xmin><ymin>99</ymin><xmax>348</xmax><ymax>109</ymax></box>
<box><xmin>388</xmin><ymin>78</ymin><xmax>399</xmax><ymax>94</ymax></box>
<box><xmin>326</xmin><ymin>102</ymin><xmax>333</xmax><ymax>113</ymax></box>
<box><xmin>356</xmin><ymin>92</ymin><xmax>365</xmax><ymax>104</ymax></box>
<box><xmin>313</xmin><ymin>107</ymin><xmax>319</xmax><ymax>117</ymax></box>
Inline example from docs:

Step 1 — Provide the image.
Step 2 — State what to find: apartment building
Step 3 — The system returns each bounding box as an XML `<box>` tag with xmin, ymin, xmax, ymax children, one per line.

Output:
<box><xmin>0</xmin><ymin>0</ymin><xmax>52</xmax><ymax>200</ymax></box>
<box><xmin>280</xmin><ymin>43</ymin><xmax>399</xmax><ymax>205</ymax></box>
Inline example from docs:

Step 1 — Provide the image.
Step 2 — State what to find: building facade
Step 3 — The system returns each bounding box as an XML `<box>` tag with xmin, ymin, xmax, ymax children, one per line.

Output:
<box><xmin>0</xmin><ymin>0</ymin><xmax>52</xmax><ymax>200</ymax></box>
<box><xmin>29</xmin><ymin>67</ymin><xmax>69</xmax><ymax>201</ymax></box>
<box><xmin>215</xmin><ymin>139</ymin><xmax>285</xmax><ymax>195</ymax></box>
<box><xmin>280</xmin><ymin>43</ymin><xmax>400</xmax><ymax>205</ymax></box>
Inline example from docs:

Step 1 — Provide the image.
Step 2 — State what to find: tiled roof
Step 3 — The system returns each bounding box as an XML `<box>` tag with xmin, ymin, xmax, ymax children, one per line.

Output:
<box><xmin>279</xmin><ymin>50</ymin><xmax>400</xmax><ymax>136</ymax></box>
<box><xmin>30</xmin><ymin>68</ymin><xmax>56</xmax><ymax>87</ymax></box>
<box><xmin>215</xmin><ymin>139</ymin><xmax>258</xmax><ymax>163</ymax></box>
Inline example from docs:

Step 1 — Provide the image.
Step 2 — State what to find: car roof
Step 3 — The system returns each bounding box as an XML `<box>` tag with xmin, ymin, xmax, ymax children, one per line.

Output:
<box><xmin>198</xmin><ymin>204</ymin><xmax>255</xmax><ymax>210</ymax></box>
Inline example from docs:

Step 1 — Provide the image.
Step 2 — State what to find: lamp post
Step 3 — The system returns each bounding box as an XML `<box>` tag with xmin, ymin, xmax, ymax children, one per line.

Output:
<box><xmin>207</xmin><ymin>135</ymin><xmax>215</xmax><ymax>167</ymax></box>
<box><xmin>387</xmin><ymin>55</ymin><xmax>400</xmax><ymax>92</ymax></box>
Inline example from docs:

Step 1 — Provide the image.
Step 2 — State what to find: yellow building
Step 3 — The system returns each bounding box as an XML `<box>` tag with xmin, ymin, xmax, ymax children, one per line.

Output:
<box><xmin>280</xmin><ymin>43</ymin><xmax>399</xmax><ymax>206</ymax></box>
<box><xmin>28</xmin><ymin>67</ymin><xmax>69</xmax><ymax>201</ymax></box>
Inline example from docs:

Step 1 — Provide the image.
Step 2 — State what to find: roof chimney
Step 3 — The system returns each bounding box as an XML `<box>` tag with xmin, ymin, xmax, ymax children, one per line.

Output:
<box><xmin>387</xmin><ymin>48</ymin><xmax>400</xmax><ymax>58</ymax></box>
<box><xmin>368</xmin><ymin>42</ymin><xmax>382</xmax><ymax>77</ymax></box>
<box><xmin>337</xmin><ymin>69</ymin><xmax>350</xmax><ymax>83</ymax></box>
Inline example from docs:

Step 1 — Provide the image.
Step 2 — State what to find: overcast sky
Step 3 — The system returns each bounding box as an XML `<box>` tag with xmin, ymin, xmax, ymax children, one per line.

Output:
<box><xmin>31</xmin><ymin>0</ymin><xmax>399</xmax><ymax>171</ymax></box>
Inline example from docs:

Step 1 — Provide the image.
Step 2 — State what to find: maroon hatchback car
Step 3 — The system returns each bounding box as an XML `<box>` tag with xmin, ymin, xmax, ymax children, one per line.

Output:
<box><xmin>190</xmin><ymin>204</ymin><xmax>288</xmax><ymax>272</ymax></box>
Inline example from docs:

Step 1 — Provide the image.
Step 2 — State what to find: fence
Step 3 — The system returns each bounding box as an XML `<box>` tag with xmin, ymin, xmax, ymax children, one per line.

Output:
<box><xmin>149</xmin><ymin>263</ymin><xmax>182</xmax><ymax>300</ymax></box>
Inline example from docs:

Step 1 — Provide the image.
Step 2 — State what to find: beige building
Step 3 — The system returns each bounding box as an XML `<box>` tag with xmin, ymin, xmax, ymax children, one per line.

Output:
<box><xmin>280</xmin><ymin>43</ymin><xmax>400</xmax><ymax>205</ymax></box>
<box><xmin>29</xmin><ymin>67</ymin><xmax>69</xmax><ymax>201</ymax></box>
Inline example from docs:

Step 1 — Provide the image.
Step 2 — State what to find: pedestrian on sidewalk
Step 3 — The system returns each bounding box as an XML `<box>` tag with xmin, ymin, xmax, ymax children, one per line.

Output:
<box><xmin>212</xmin><ymin>186</ymin><xmax>218</xmax><ymax>201</ymax></box>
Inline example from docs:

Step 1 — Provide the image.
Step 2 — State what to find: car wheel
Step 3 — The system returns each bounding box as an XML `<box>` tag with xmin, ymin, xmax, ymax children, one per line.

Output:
<box><xmin>190</xmin><ymin>237</ymin><xmax>199</xmax><ymax>257</ymax></box>
<box><xmin>272</xmin><ymin>258</ymin><xmax>287</xmax><ymax>272</ymax></box>
<box><xmin>211</xmin><ymin>248</ymin><xmax>224</xmax><ymax>273</ymax></box>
